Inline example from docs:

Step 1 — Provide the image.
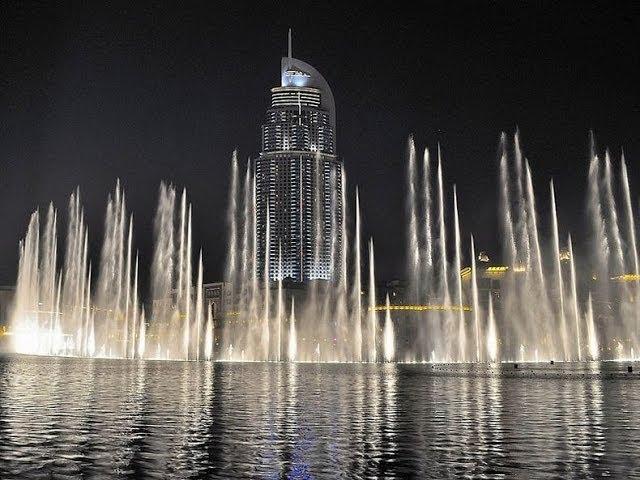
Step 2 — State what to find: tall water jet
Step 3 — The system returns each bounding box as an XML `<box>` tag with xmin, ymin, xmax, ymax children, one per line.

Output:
<box><xmin>177</xmin><ymin>189</ymin><xmax>186</xmax><ymax>317</ymax></box>
<box><xmin>604</xmin><ymin>152</ymin><xmax>635</xmax><ymax>351</ymax></box>
<box><xmin>486</xmin><ymin>293</ymin><xmax>498</xmax><ymax>362</ymax></box>
<box><xmin>383</xmin><ymin>294</ymin><xmax>395</xmax><ymax>362</ymax></box>
<box><xmin>621</xmin><ymin>154</ymin><xmax>639</xmax><ymax>276</ymax></box>
<box><xmin>453</xmin><ymin>185</ymin><xmax>465</xmax><ymax>361</ymax></box>
<box><xmin>204</xmin><ymin>303</ymin><xmax>213</xmax><ymax>361</ymax></box>
<box><xmin>122</xmin><ymin>215</ymin><xmax>133</xmax><ymax>357</ymax></box>
<box><xmin>524</xmin><ymin>159</ymin><xmax>554</xmax><ymax>356</ymax></box>
<box><xmin>176</xmin><ymin>190</ymin><xmax>191</xmax><ymax>359</ymax></box>
<box><xmin>131</xmin><ymin>255</ymin><xmax>139</xmax><ymax>358</ymax></box>
<box><xmin>550</xmin><ymin>180</ymin><xmax>569</xmax><ymax>360</ymax></box>
<box><xmin>225</xmin><ymin>151</ymin><xmax>240</xmax><ymax>291</ymax></box>
<box><xmin>262</xmin><ymin>203</ymin><xmax>270</xmax><ymax>360</ymax></box>
<box><xmin>250</xmin><ymin>169</ymin><xmax>260</xmax><ymax>342</ymax></box>
<box><xmin>238</xmin><ymin>159</ymin><xmax>252</xmax><ymax>353</ymax></box>
<box><xmin>62</xmin><ymin>190</ymin><xmax>88</xmax><ymax>354</ymax></box>
<box><xmin>525</xmin><ymin>161</ymin><xmax>546</xmax><ymax>288</ymax></box>
<box><xmin>12</xmin><ymin>204</ymin><xmax>58</xmax><ymax>355</ymax></box>
<box><xmin>288</xmin><ymin>298</ymin><xmax>297</xmax><ymax>361</ymax></box>
<box><xmin>46</xmin><ymin>207</ymin><xmax>60</xmax><ymax>353</ymax></box>
<box><xmin>406</xmin><ymin>137</ymin><xmax>421</xmax><ymax>300</ymax></box>
<box><xmin>150</xmin><ymin>183</ymin><xmax>175</xmax><ymax>357</ymax></box>
<box><xmin>585</xmin><ymin>143</ymin><xmax>639</xmax><ymax>356</ymax></box>
<box><xmin>53</xmin><ymin>273</ymin><xmax>63</xmax><ymax>354</ymax></box>
<box><xmin>223</xmin><ymin>153</ymin><xmax>240</xmax><ymax>354</ymax></box>
<box><xmin>422</xmin><ymin>147</ymin><xmax>433</xmax><ymax>295</ymax></box>
<box><xmin>95</xmin><ymin>181</ymin><xmax>136</xmax><ymax>358</ymax></box>
<box><xmin>336</xmin><ymin>164</ymin><xmax>349</xmax><ymax>361</ymax></box>
<box><xmin>87</xmin><ymin>307</ymin><xmax>96</xmax><ymax>358</ymax></box>
<box><xmin>514</xmin><ymin>135</ymin><xmax>541</xmax><ymax>357</ymax></box>
<box><xmin>604</xmin><ymin>152</ymin><xmax>625</xmax><ymax>275</ymax></box>
<box><xmin>568</xmin><ymin>235</ymin><xmax>582</xmax><ymax>361</ymax></box>
<box><xmin>437</xmin><ymin>148</ymin><xmax>448</xmax><ymax>292</ymax></box>
<box><xmin>149</xmin><ymin>183</ymin><xmax>199</xmax><ymax>360</ymax></box>
<box><xmin>276</xmin><ymin>242</ymin><xmax>283</xmax><ymax>362</ymax></box>
<box><xmin>499</xmin><ymin>133</ymin><xmax>517</xmax><ymax>272</ymax></box>
<box><xmin>195</xmin><ymin>250</ymin><xmax>204</xmax><ymax>360</ymax></box>
<box><xmin>127</xmin><ymin>252</ymin><xmax>140</xmax><ymax>358</ymax></box>
<box><xmin>404</xmin><ymin>141</ymin><xmax>435</xmax><ymax>360</ymax></box>
<box><xmin>498</xmin><ymin>134</ymin><xmax>523</xmax><ymax>358</ymax></box>
<box><xmin>587</xmin><ymin>149</ymin><xmax>609</xmax><ymax>318</ymax></box>
<box><xmin>368</xmin><ymin>238</ymin><xmax>377</xmax><ymax>362</ymax></box>
<box><xmin>586</xmin><ymin>293</ymin><xmax>598</xmax><ymax>360</ymax></box>
<box><xmin>620</xmin><ymin>153</ymin><xmax>640</xmax><ymax>344</ymax></box>
<box><xmin>138</xmin><ymin>307</ymin><xmax>146</xmax><ymax>359</ymax></box>
<box><xmin>11</xmin><ymin>180</ymin><xmax>220</xmax><ymax>361</ymax></box>
<box><xmin>82</xmin><ymin>264</ymin><xmax>93</xmax><ymax>356</ymax></box>
<box><xmin>470</xmin><ymin>235</ymin><xmax>481</xmax><ymax>362</ymax></box>
<box><xmin>513</xmin><ymin>131</ymin><xmax>531</xmax><ymax>267</ymax></box>
<box><xmin>183</xmin><ymin>204</ymin><xmax>193</xmax><ymax>360</ymax></box>
<box><xmin>436</xmin><ymin>147</ymin><xmax>452</xmax><ymax>359</ymax></box>
<box><xmin>352</xmin><ymin>188</ymin><xmax>363</xmax><ymax>361</ymax></box>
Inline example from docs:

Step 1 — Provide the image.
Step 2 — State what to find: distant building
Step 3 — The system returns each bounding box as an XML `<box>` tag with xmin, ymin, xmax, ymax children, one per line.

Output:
<box><xmin>203</xmin><ymin>282</ymin><xmax>229</xmax><ymax>321</ymax></box>
<box><xmin>0</xmin><ymin>286</ymin><xmax>14</xmax><ymax>351</ymax></box>
<box><xmin>255</xmin><ymin>31</ymin><xmax>343</xmax><ymax>282</ymax></box>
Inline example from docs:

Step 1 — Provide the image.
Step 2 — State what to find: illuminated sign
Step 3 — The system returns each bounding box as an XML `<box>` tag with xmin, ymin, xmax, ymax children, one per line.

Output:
<box><xmin>285</xmin><ymin>69</ymin><xmax>310</xmax><ymax>77</ymax></box>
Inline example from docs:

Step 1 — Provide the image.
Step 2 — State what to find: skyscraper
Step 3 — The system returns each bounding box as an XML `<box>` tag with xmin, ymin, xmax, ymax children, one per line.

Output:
<box><xmin>256</xmin><ymin>31</ymin><xmax>343</xmax><ymax>282</ymax></box>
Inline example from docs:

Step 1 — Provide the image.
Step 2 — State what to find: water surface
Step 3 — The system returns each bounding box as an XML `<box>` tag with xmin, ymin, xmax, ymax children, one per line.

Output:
<box><xmin>1</xmin><ymin>356</ymin><xmax>639</xmax><ymax>478</ymax></box>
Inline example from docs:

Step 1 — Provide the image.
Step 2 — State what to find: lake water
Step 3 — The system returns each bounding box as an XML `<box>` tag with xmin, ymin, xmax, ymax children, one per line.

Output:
<box><xmin>1</xmin><ymin>355</ymin><xmax>639</xmax><ymax>478</ymax></box>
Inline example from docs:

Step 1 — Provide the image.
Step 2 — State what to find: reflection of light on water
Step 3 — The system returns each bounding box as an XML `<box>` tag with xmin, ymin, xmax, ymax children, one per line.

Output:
<box><xmin>487</xmin><ymin>368</ymin><xmax>503</xmax><ymax>459</ymax></box>
<box><xmin>1</xmin><ymin>358</ymin><xmax>638</xmax><ymax>478</ymax></box>
<box><xmin>475</xmin><ymin>372</ymin><xmax>488</xmax><ymax>467</ymax></box>
<box><xmin>588</xmin><ymin>367</ymin><xmax>605</xmax><ymax>467</ymax></box>
<box><xmin>382</xmin><ymin>363</ymin><xmax>398</xmax><ymax>458</ymax></box>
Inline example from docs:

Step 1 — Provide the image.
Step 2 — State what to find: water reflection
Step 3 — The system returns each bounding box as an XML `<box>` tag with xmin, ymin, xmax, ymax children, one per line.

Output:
<box><xmin>1</xmin><ymin>357</ymin><xmax>639</xmax><ymax>479</ymax></box>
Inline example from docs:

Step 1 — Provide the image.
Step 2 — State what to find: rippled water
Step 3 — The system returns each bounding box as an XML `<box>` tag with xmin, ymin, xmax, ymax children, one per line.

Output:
<box><xmin>1</xmin><ymin>356</ymin><xmax>640</xmax><ymax>479</ymax></box>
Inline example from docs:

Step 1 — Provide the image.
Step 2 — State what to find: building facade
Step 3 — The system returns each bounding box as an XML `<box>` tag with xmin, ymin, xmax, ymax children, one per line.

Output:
<box><xmin>255</xmin><ymin>38</ymin><xmax>343</xmax><ymax>282</ymax></box>
<box><xmin>0</xmin><ymin>286</ymin><xmax>14</xmax><ymax>352</ymax></box>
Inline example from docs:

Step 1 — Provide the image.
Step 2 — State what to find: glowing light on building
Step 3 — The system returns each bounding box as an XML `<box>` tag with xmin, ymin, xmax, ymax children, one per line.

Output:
<box><xmin>611</xmin><ymin>273</ymin><xmax>640</xmax><ymax>282</ymax></box>
<box><xmin>370</xmin><ymin>304</ymin><xmax>471</xmax><ymax>312</ymax></box>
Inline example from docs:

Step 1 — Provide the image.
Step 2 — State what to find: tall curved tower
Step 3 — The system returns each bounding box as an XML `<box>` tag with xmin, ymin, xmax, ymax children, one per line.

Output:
<box><xmin>256</xmin><ymin>32</ymin><xmax>343</xmax><ymax>282</ymax></box>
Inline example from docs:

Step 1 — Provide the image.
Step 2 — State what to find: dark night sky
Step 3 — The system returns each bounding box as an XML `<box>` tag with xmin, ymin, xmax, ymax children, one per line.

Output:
<box><xmin>1</xmin><ymin>1</ymin><xmax>638</xmax><ymax>290</ymax></box>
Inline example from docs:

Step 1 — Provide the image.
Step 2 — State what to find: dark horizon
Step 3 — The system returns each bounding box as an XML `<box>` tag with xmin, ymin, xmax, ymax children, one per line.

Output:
<box><xmin>2</xmin><ymin>2</ymin><xmax>638</xmax><ymax>291</ymax></box>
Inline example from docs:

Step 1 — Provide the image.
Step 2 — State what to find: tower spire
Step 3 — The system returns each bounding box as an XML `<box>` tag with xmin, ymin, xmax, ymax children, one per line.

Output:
<box><xmin>288</xmin><ymin>28</ymin><xmax>292</xmax><ymax>59</ymax></box>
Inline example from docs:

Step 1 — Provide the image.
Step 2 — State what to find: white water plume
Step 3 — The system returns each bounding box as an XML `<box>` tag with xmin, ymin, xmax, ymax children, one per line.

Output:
<box><xmin>204</xmin><ymin>303</ymin><xmax>213</xmax><ymax>361</ymax></box>
<box><xmin>288</xmin><ymin>298</ymin><xmax>297</xmax><ymax>361</ymax></box>
<box><xmin>568</xmin><ymin>235</ymin><xmax>582</xmax><ymax>361</ymax></box>
<box><xmin>586</xmin><ymin>293</ymin><xmax>598</xmax><ymax>360</ymax></box>
<box><xmin>486</xmin><ymin>293</ymin><xmax>498</xmax><ymax>362</ymax></box>
<box><xmin>550</xmin><ymin>180</ymin><xmax>569</xmax><ymax>360</ymax></box>
<box><xmin>470</xmin><ymin>235</ymin><xmax>481</xmax><ymax>362</ymax></box>
<box><xmin>352</xmin><ymin>188</ymin><xmax>363</xmax><ymax>361</ymax></box>
<box><xmin>453</xmin><ymin>185</ymin><xmax>465</xmax><ymax>361</ymax></box>
<box><xmin>368</xmin><ymin>238</ymin><xmax>377</xmax><ymax>362</ymax></box>
<box><xmin>406</xmin><ymin>137</ymin><xmax>420</xmax><ymax>300</ymax></box>
<box><xmin>383</xmin><ymin>294</ymin><xmax>395</xmax><ymax>362</ymax></box>
<box><xmin>10</xmin><ymin>131</ymin><xmax>640</xmax><ymax>364</ymax></box>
